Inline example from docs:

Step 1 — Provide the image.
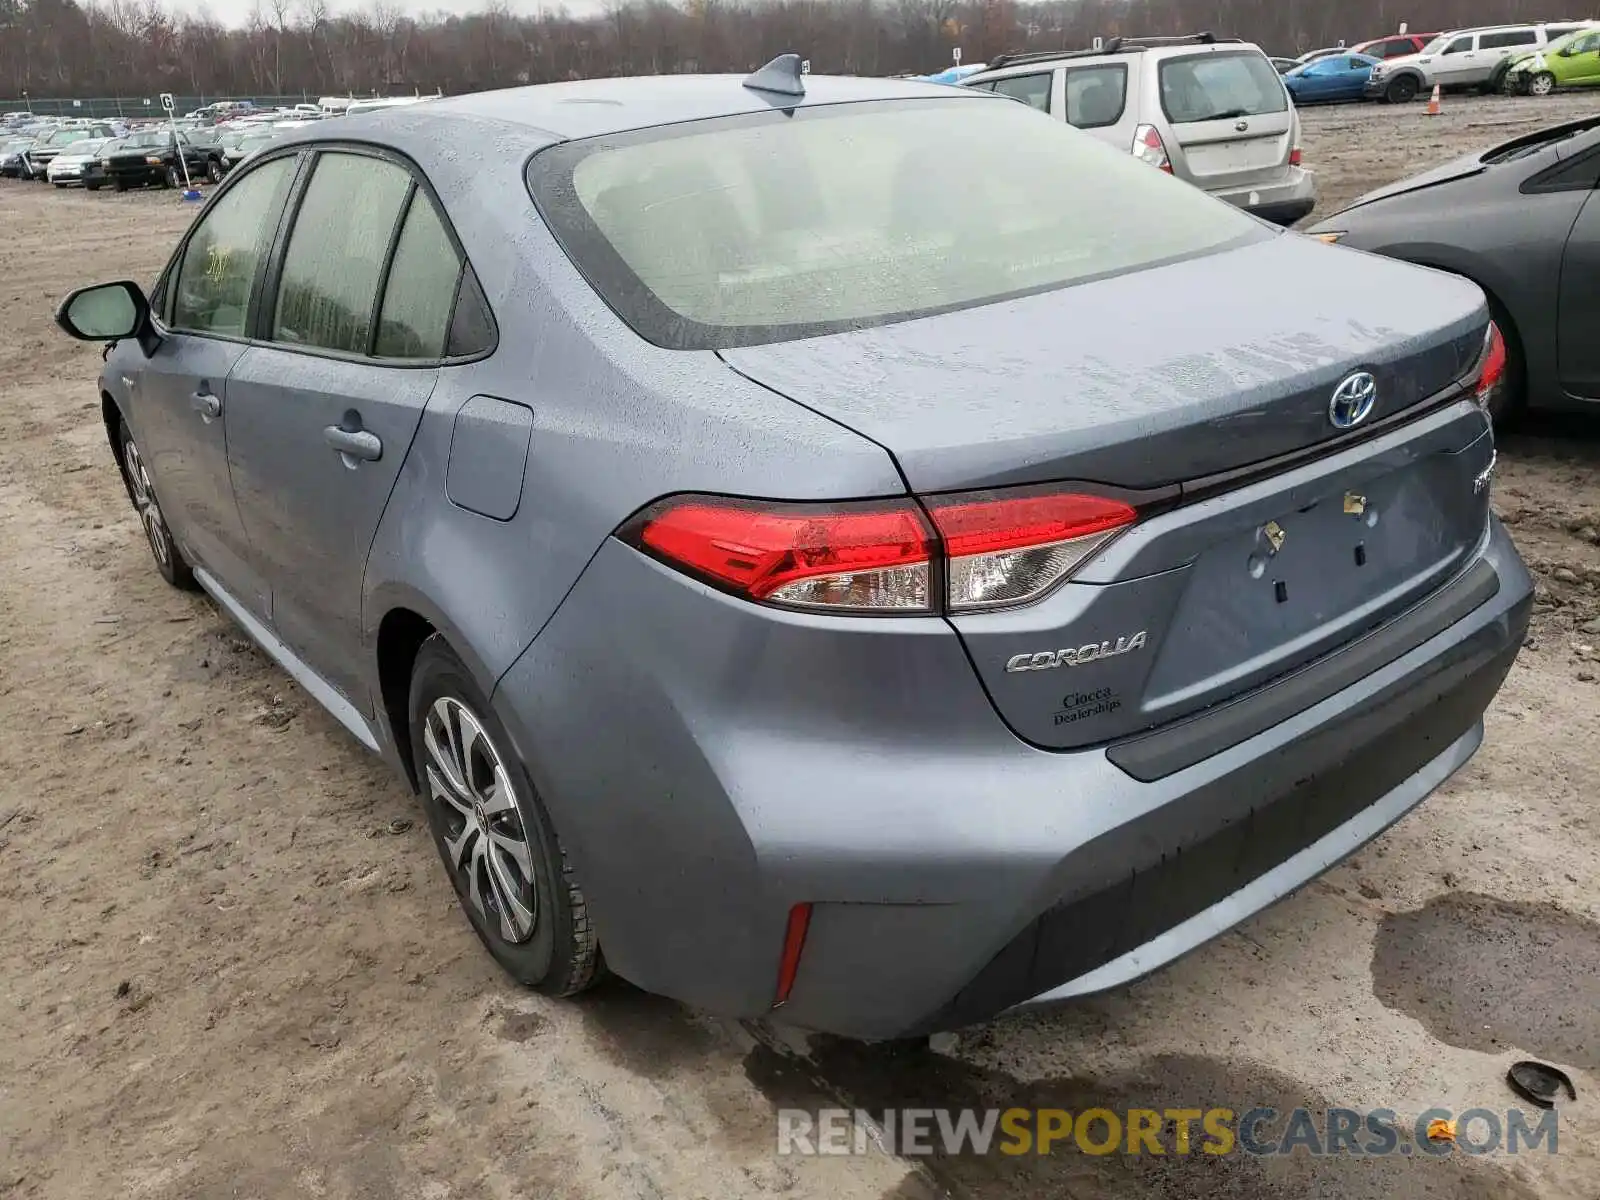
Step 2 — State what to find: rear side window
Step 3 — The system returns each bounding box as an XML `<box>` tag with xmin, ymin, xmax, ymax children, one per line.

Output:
<box><xmin>374</xmin><ymin>193</ymin><xmax>462</xmax><ymax>359</ymax></box>
<box><xmin>1159</xmin><ymin>52</ymin><xmax>1288</xmax><ymax>123</ymax></box>
<box><xmin>1381</xmin><ymin>39</ymin><xmax>1415</xmax><ymax>57</ymax></box>
<box><xmin>990</xmin><ymin>72</ymin><xmax>1052</xmax><ymax>112</ymax></box>
<box><xmin>272</xmin><ymin>152</ymin><xmax>412</xmax><ymax>354</ymax></box>
<box><xmin>1481</xmin><ymin>30</ymin><xmax>1537</xmax><ymax>49</ymax></box>
<box><xmin>1064</xmin><ymin>64</ymin><xmax>1127</xmax><ymax>128</ymax></box>
<box><xmin>527</xmin><ymin>98</ymin><xmax>1264</xmax><ymax>350</ymax></box>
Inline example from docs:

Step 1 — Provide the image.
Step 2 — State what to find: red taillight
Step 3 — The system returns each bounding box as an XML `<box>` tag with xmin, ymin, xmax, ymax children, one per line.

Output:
<box><xmin>1289</xmin><ymin>147</ymin><xmax>1303</xmax><ymax>167</ymax></box>
<box><xmin>773</xmin><ymin>903</ymin><xmax>812</xmax><ymax>1008</ymax></box>
<box><xmin>925</xmin><ymin>490</ymin><xmax>1138</xmax><ymax>611</ymax></box>
<box><xmin>1475</xmin><ymin>321</ymin><xmax>1507</xmax><ymax>412</ymax></box>
<box><xmin>633</xmin><ymin>497</ymin><xmax>934</xmax><ymax>611</ymax></box>
<box><xmin>1133</xmin><ymin>123</ymin><xmax>1172</xmax><ymax>173</ymax></box>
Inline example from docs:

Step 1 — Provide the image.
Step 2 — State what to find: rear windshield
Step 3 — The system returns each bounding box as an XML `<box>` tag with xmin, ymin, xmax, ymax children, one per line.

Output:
<box><xmin>527</xmin><ymin>98</ymin><xmax>1263</xmax><ymax>350</ymax></box>
<box><xmin>1159</xmin><ymin>52</ymin><xmax>1288</xmax><ymax>123</ymax></box>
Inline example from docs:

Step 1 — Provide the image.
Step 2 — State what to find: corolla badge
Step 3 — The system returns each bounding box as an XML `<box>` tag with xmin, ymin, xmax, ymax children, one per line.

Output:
<box><xmin>1328</xmin><ymin>371</ymin><xmax>1378</xmax><ymax>430</ymax></box>
<box><xmin>1005</xmin><ymin>631</ymin><xmax>1148</xmax><ymax>673</ymax></box>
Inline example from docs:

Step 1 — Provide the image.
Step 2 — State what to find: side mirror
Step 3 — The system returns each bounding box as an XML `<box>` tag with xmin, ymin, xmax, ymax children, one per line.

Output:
<box><xmin>55</xmin><ymin>280</ymin><xmax>158</xmax><ymax>354</ymax></box>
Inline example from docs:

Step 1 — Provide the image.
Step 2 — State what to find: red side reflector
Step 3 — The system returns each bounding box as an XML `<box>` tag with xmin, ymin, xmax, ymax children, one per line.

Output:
<box><xmin>1289</xmin><ymin>147</ymin><xmax>1303</xmax><ymax>167</ymax></box>
<box><xmin>773</xmin><ymin>903</ymin><xmax>812</xmax><ymax>1008</ymax></box>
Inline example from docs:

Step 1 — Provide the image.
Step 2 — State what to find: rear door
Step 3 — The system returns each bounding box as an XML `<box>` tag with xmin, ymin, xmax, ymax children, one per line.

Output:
<box><xmin>1558</xmin><ymin>180</ymin><xmax>1600</xmax><ymax>397</ymax></box>
<box><xmin>224</xmin><ymin>147</ymin><xmax>467</xmax><ymax>708</ymax></box>
<box><xmin>1157</xmin><ymin>50</ymin><xmax>1293</xmax><ymax>190</ymax></box>
<box><xmin>1478</xmin><ymin>28</ymin><xmax>1539</xmax><ymax>82</ymax></box>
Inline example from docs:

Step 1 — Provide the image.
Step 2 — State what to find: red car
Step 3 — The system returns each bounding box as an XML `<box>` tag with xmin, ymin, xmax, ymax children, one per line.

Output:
<box><xmin>1352</xmin><ymin>32</ymin><xmax>1439</xmax><ymax>59</ymax></box>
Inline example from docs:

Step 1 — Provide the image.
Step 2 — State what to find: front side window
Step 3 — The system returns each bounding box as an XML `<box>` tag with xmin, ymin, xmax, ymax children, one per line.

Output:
<box><xmin>1064</xmin><ymin>64</ymin><xmax>1127</xmax><ymax>128</ymax></box>
<box><xmin>1443</xmin><ymin>37</ymin><xmax>1474</xmax><ymax>55</ymax></box>
<box><xmin>991</xmin><ymin>72</ymin><xmax>1052</xmax><ymax>113</ymax></box>
<box><xmin>170</xmin><ymin>155</ymin><xmax>296</xmax><ymax>337</ymax></box>
<box><xmin>1159</xmin><ymin>52</ymin><xmax>1288</xmax><ymax>123</ymax></box>
<box><xmin>528</xmin><ymin>98</ymin><xmax>1264</xmax><ymax>350</ymax></box>
<box><xmin>272</xmin><ymin>152</ymin><xmax>412</xmax><ymax>354</ymax></box>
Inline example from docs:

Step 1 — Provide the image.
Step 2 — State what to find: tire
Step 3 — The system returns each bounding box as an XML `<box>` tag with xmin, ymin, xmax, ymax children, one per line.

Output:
<box><xmin>1529</xmin><ymin>71</ymin><xmax>1557</xmax><ymax>97</ymax></box>
<box><xmin>85</xmin><ymin>181</ymin><xmax>101</xmax><ymax>192</ymax></box>
<box><xmin>205</xmin><ymin>158</ymin><xmax>222</xmax><ymax>184</ymax></box>
<box><xmin>112</xmin><ymin>177</ymin><xmax>126</xmax><ymax>193</ymax></box>
<box><xmin>1385</xmin><ymin>75</ymin><xmax>1420</xmax><ymax>103</ymax></box>
<box><xmin>118</xmin><ymin>422</ymin><xmax>198</xmax><ymax>590</ymax></box>
<box><xmin>162</xmin><ymin>164</ymin><xmax>180</xmax><ymax>189</ymax></box>
<box><xmin>408</xmin><ymin>635</ymin><xmax>604</xmax><ymax>997</ymax></box>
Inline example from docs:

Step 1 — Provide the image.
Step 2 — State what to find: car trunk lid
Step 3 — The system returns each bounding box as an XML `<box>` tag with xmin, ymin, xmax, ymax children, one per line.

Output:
<box><xmin>720</xmin><ymin>234</ymin><xmax>1486</xmax><ymax>495</ymax></box>
<box><xmin>723</xmin><ymin>234</ymin><xmax>1493</xmax><ymax>750</ymax></box>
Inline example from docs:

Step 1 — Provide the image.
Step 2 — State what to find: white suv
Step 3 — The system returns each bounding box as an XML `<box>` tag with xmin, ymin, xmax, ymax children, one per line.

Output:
<box><xmin>960</xmin><ymin>33</ymin><xmax>1315</xmax><ymax>226</ymax></box>
<box><xmin>1365</xmin><ymin>21</ymin><xmax>1596</xmax><ymax>102</ymax></box>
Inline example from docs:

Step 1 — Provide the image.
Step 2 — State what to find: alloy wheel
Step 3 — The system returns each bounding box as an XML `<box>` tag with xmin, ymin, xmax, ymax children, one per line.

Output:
<box><xmin>422</xmin><ymin>696</ymin><xmax>539</xmax><ymax>944</ymax></box>
<box><xmin>123</xmin><ymin>437</ymin><xmax>172</xmax><ymax>570</ymax></box>
<box><xmin>1531</xmin><ymin>72</ymin><xmax>1556</xmax><ymax>97</ymax></box>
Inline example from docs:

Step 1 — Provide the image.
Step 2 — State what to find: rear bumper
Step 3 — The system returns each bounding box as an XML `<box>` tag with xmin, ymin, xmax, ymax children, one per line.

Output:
<box><xmin>1210</xmin><ymin>168</ymin><xmax>1317</xmax><ymax>227</ymax></box>
<box><xmin>492</xmin><ymin>518</ymin><xmax>1530</xmax><ymax>1040</ymax></box>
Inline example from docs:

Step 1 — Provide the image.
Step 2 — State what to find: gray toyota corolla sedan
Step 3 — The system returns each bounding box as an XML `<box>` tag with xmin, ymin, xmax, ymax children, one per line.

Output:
<box><xmin>56</xmin><ymin>57</ymin><xmax>1531</xmax><ymax>1039</ymax></box>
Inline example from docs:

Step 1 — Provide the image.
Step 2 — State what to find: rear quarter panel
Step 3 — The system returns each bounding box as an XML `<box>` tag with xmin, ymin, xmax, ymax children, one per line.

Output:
<box><xmin>357</xmin><ymin>114</ymin><xmax>905</xmax><ymax>702</ymax></box>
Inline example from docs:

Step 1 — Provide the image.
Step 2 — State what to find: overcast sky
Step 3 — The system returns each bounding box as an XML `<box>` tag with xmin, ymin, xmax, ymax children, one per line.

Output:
<box><xmin>169</xmin><ymin>0</ymin><xmax>612</xmax><ymax>29</ymax></box>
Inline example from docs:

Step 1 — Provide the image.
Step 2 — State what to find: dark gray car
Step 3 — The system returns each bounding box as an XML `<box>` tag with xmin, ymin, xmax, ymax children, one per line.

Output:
<box><xmin>55</xmin><ymin>61</ymin><xmax>1530</xmax><ymax>1039</ymax></box>
<box><xmin>1310</xmin><ymin>115</ymin><xmax>1600</xmax><ymax>422</ymax></box>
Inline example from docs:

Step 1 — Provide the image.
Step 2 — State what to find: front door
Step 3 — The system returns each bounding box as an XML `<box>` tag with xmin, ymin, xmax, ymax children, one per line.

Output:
<box><xmin>130</xmin><ymin>153</ymin><xmax>300</xmax><ymax>616</ymax></box>
<box><xmin>225</xmin><ymin>148</ymin><xmax>466</xmax><ymax>708</ymax></box>
<box><xmin>1432</xmin><ymin>34</ymin><xmax>1480</xmax><ymax>87</ymax></box>
<box><xmin>1558</xmin><ymin>187</ymin><xmax>1600</xmax><ymax>398</ymax></box>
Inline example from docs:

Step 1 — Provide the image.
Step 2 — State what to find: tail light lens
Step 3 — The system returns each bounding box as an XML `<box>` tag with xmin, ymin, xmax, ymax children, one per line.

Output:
<box><xmin>1474</xmin><ymin>321</ymin><xmax>1507</xmax><ymax>412</ymax></box>
<box><xmin>631</xmin><ymin>497</ymin><xmax>934</xmax><ymax>612</ymax></box>
<box><xmin>924</xmin><ymin>490</ymin><xmax>1137</xmax><ymax>611</ymax></box>
<box><xmin>627</xmin><ymin>488</ymin><xmax>1139</xmax><ymax>615</ymax></box>
<box><xmin>1133</xmin><ymin>124</ymin><xmax>1172</xmax><ymax>173</ymax></box>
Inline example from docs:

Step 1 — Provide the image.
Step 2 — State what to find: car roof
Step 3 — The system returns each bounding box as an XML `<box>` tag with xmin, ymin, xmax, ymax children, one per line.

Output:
<box><xmin>329</xmin><ymin>73</ymin><xmax>980</xmax><ymax>145</ymax></box>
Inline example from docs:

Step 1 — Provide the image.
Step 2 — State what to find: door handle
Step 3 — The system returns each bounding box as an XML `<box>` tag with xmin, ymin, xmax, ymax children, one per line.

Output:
<box><xmin>191</xmin><ymin>390</ymin><xmax>221</xmax><ymax>421</ymax></box>
<box><xmin>323</xmin><ymin>425</ymin><xmax>382</xmax><ymax>463</ymax></box>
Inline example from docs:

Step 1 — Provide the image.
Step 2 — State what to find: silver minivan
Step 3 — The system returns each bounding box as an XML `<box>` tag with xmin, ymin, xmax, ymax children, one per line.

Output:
<box><xmin>962</xmin><ymin>34</ymin><xmax>1315</xmax><ymax>226</ymax></box>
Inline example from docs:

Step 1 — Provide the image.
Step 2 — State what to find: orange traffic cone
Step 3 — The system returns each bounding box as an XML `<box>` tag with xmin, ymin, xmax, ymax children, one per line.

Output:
<box><xmin>1425</xmin><ymin>83</ymin><xmax>1442</xmax><ymax>116</ymax></box>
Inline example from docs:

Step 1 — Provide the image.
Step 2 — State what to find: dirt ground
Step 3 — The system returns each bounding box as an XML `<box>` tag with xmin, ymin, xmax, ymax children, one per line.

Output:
<box><xmin>3</xmin><ymin>93</ymin><xmax>1600</xmax><ymax>1200</ymax></box>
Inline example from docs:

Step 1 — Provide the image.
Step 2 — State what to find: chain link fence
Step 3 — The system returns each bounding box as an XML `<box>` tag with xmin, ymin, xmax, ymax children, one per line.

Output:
<box><xmin>1</xmin><ymin>95</ymin><xmax>317</xmax><ymax>119</ymax></box>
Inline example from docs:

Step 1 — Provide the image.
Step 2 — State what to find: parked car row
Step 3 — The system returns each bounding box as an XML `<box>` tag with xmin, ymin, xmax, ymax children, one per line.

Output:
<box><xmin>0</xmin><ymin>95</ymin><xmax>440</xmax><ymax>195</ymax></box>
<box><xmin>1272</xmin><ymin>20</ymin><xmax>1600</xmax><ymax>105</ymax></box>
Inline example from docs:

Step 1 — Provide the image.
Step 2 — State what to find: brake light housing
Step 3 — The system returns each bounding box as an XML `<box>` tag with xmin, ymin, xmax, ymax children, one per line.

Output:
<box><xmin>1473</xmin><ymin>321</ymin><xmax>1507</xmax><ymax>413</ymax></box>
<box><xmin>1289</xmin><ymin>146</ymin><xmax>1303</xmax><ymax>167</ymax></box>
<box><xmin>924</xmin><ymin>489</ymin><xmax>1137</xmax><ymax>611</ymax></box>
<box><xmin>1132</xmin><ymin>124</ymin><xmax>1173</xmax><ymax>173</ymax></box>
<box><xmin>625</xmin><ymin>486</ymin><xmax>1142</xmax><ymax>615</ymax></box>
